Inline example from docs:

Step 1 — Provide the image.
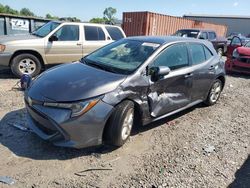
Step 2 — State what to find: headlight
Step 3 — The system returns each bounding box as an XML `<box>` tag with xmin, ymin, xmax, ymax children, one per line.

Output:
<box><xmin>44</xmin><ymin>99</ymin><xmax>100</xmax><ymax>117</ymax></box>
<box><xmin>232</xmin><ymin>49</ymin><xmax>239</xmax><ymax>59</ymax></box>
<box><xmin>0</xmin><ymin>44</ymin><xmax>5</xmax><ymax>52</ymax></box>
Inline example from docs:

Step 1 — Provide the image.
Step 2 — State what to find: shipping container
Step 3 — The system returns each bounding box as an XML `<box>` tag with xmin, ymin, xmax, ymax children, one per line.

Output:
<box><xmin>184</xmin><ymin>14</ymin><xmax>250</xmax><ymax>37</ymax></box>
<box><xmin>123</xmin><ymin>11</ymin><xmax>228</xmax><ymax>37</ymax></box>
<box><xmin>0</xmin><ymin>13</ymin><xmax>50</xmax><ymax>36</ymax></box>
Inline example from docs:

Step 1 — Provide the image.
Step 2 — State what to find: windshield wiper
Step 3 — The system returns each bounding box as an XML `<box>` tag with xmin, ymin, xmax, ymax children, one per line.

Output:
<box><xmin>81</xmin><ymin>58</ymin><xmax>118</xmax><ymax>74</ymax></box>
<box><xmin>31</xmin><ymin>33</ymin><xmax>42</xmax><ymax>37</ymax></box>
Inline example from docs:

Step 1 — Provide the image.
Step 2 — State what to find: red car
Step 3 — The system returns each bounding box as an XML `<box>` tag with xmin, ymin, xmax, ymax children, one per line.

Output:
<box><xmin>226</xmin><ymin>36</ymin><xmax>250</xmax><ymax>74</ymax></box>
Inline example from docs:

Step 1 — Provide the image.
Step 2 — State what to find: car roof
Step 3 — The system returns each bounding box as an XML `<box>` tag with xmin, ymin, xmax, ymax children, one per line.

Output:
<box><xmin>177</xmin><ymin>28</ymin><xmax>215</xmax><ymax>32</ymax></box>
<box><xmin>52</xmin><ymin>20</ymin><xmax>121</xmax><ymax>28</ymax></box>
<box><xmin>126</xmin><ymin>36</ymin><xmax>209</xmax><ymax>45</ymax></box>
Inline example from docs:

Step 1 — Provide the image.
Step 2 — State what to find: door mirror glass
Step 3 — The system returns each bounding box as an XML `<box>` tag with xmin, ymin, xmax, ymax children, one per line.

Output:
<box><xmin>49</xmin><ymin>35</ymin><xmax>58</xmax><ymax>42</ymax></box>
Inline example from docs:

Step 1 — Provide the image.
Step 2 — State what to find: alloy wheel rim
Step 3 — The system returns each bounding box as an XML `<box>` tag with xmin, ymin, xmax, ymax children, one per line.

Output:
<box><xmin>121</xmin><ymin>108</ymin><xmax>134</xmax><ymax>141</ymax></box>
<box><xmin>210</xmin><ymin>82</ymin><xmax>221</xmax><ymax>103</ymax></box>
<box><xmin>18</xmin><ymin>58</ymin><xmax>36</xmax><ymax>75</ymax></box>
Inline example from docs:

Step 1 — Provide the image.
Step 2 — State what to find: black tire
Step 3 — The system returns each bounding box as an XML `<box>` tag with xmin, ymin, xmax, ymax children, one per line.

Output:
<box><xmin>217</xmin><ymin>48</ymin><xmax>223</xmax><ymax>57</ymax></box>
<box><xmin>204</xmin><ymin>79</ymin><xmax>222</xmax><ymax>106</ymax></box>
<box><xmin>10</xmin><ymin>53</ymin><xmax>42</xmax><ymax>78</ymax></box>
<box><xmin>104</xmin><ymin>100</ymin><xmax>134</xmax><ymax>147</ymax></box>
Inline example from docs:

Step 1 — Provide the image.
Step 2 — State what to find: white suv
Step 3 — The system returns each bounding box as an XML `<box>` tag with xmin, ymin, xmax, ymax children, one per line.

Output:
<box><xmin>0</xmin><ymin>21</ymin><xmax>126</xmax><ymax>77</ymax></box>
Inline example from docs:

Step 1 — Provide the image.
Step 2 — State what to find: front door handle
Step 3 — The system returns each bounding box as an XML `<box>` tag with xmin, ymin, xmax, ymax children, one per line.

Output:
<box><xmin>76</xmin><ymin>43</ymin><xmax>82</xmax><ymax>46</ymax></box>
<box><xmin>209</xmin><ymin>65</ymin><xmax>215</xmax><ymax>70</ymax></box>
<box><xmin>184</xmin><ymin>73</ymin><xmax>193</xmax><ymax>78</ymax></box>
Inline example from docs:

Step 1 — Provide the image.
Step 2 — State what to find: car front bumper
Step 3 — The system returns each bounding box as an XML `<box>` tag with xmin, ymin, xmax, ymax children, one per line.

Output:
<box><xmin>25</xmin><ymin>99</ymin><xmax>114</xmax><ymax>149</ymax></box>
<box><xmin>0</xmin><ymin>52</ymin><xmax>12</xmax><ymax>66</ymax></box>
<box><xmin>225</xmin><ymin>59</ymin><xmax>250</xmax><ymax>74</ymax></box>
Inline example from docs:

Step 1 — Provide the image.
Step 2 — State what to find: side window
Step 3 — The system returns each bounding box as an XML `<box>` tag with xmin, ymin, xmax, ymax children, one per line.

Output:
<box><xmin>105</xmin><ymin>26</ymin><xmax>124</xmax><ymax>40</ymax></box>
<box><xmin>189</xmin><ymin>44</ymin><xmax>206</xmax><ymax>65</ymax></box>
<box><xmin>53</xmin><ymin>25</ymin><xmax>79</xmax><ymax>41</ymax></box>
<box><xmin>204</xmin><ymin>46</ymin><xmax>213</xmax><ymax>60</ymax></box>
<box><xmin>231</xmin><ymin>37</ymin><xmax>242</xmax><ymax>46</ymax></box>
<box><xmin>84</xmin><ymin>26</ymin><xmax>105</xmax><ymax>41</ymax></box>
<box><xmin>208</xmin><ymin>32</ymin><xmax>216</xmax><ymax>40</ymax></box>
<box><xmin>200</xmin><ymin>32</ymin><xmax>208</xmax><ymax>39</ymax></box>
<box><xmin>153</xmin><ymin>44</ymin><xmax>189</xmax><ymax>70</ymax></box>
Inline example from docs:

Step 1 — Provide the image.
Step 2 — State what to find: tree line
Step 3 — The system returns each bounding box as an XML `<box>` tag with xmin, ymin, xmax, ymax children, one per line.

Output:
<box><xmin>0</xmin><ymin>3</ymin><xmax>117</xmax><ymax>24</ymax></box>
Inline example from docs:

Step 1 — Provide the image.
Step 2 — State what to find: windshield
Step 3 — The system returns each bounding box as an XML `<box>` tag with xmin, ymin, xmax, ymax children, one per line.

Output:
<box><xmin>84</xmin><ymin>39</ymin><xmax>160</xmax><ymax>75</ymax></box>
<box><xmin>32</xmin><ymin>21</ymin><xmax>60</xmax><ymax>37</ymax></box>
<box><xmin>245</xmin><ymin>41</ymin><xmax>250</xmax><ymax>48</ymax></box>
<box><xmin>174</xmin><ymin>30</ymin><xmax>199</xmax><ymax>38</ymax></box>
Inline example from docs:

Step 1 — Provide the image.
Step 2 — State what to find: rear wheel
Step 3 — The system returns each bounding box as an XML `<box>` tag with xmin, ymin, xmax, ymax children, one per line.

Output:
<box><xmin>11</xmin><ymin>53</ymin><xmax>42</xmax><ymax>78</ymax></box>
<box><xmin>104</xmin><ymin>100</ymin><xmax>134</xmax><ymax>147</ymax></box>
<box><xmin>205</xmin><ymin>79</ymin><xmax>222</xmax><ymax>106</ymax></box>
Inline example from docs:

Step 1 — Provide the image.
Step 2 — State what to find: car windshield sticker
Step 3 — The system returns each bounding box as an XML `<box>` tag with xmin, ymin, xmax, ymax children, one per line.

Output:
<box><xmin>142</xmin><ymin>42</ymin><xmax>160</xmax><ymax>49</ymax></box>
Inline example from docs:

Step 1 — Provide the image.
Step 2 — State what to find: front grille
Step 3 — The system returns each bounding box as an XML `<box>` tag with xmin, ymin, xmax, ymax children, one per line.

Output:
<box><xmin>31</xmin><ymin>116</ymin><xmax>57</xmax><ymax>135</ymax></box>
<box><xmin>26</xmin><ymin>102</ymin><xmax>58</xmax><ymax>136</ymax></box>
<box><xmin>238</xmin><ymin>57</ymin><xmax>250</xmax><ymax>64</ymax></box>
<box><xmin>232</xmin><ymin>65</ymin><xmax>250</xmax><ymax>72</ymax></box>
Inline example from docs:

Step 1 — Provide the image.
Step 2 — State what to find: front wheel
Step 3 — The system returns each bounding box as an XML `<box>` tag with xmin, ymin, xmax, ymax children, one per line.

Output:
<box><xmin>10</xmin><ymin>53</ymin><xmax>42</xmax><ymax>78</ymax></box>
<box><xmin>204</xmin><ymin>79</ymin><xmax>222</xmax><ymax>106</ymax></box>
<box><xmin>104</xmin><ymin>100</ymin><xmax>134</xmax><ymax>147</ymax></box>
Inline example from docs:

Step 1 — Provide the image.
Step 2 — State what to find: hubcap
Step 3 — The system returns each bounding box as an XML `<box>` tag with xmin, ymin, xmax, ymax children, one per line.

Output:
<box><xmin>210</xmin><ymin>81</ymin><xmax>221</xmax><ymax>103</ymax></box>
<box><xmin>121</xmin><ymin>108</ymin><xmax>134</xmax><ymax>141</ymax></box>
<box><xmin>18</xmin><ymin>58</ymin><xmax>36</xmax><ymax>75</ymax></box>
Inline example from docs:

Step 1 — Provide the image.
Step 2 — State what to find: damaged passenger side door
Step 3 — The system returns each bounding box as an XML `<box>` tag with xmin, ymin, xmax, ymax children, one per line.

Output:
<box><xmin>148</xmin><ymin>43</ymin><xmax>192</xmax><ymax>118</ymax></box>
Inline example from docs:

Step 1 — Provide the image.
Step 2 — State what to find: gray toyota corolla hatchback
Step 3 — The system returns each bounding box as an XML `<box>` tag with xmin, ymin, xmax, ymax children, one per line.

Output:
<box><xmin>25</xmin><ymin>36</ymin><xmax>225</xmax><ymax>149</ymax></box>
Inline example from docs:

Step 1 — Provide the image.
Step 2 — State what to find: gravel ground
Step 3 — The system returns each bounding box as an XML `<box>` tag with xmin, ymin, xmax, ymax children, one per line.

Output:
<box><xmin>0</xmin><ymin>70</ymin><xmax>249</xmax><ymax>188</ymax></box>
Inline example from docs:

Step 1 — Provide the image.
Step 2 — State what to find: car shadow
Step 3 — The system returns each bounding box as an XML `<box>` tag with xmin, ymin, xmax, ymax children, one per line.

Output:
<box><xmin>228</xmin><ymin>155</ymin><xmax>250</xmax><ymax>188</ymax></box>
<box><xmin>0</xmin><ymin>103</ymin><xmax>205</xmax><ymax>160</ymax></box>
<box><xmin>131</xmin><ymin>103</ymin><xmax>203</xmax><ymax>135</ymax></box>
<box><xmin>0</xmin><ymin>68</ymin><xmax>16</xmax><ymax>79</ymax></box>
<box><xmin>227</xmin><ymin>72</ymin><xmax>250</xmax><ymax>79</ymax></box>
<box><xmin>0</xmin><ymin>108</ymin><xmax>117</xmax><ymax>160</ymax></box>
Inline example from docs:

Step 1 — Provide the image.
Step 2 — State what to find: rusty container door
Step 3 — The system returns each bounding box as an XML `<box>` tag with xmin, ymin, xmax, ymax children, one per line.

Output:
<box><xmin>123</xmin><ymin>11</ymin><xmax>228</xmax><ymax>37</ymax></box>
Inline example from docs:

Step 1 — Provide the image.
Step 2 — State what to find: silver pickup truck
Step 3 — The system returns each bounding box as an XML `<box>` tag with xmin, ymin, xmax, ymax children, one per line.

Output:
<box><xmin>0</xmin><ymin>21</ymin><xmax>126</xmax><ymax>77</ymax></box>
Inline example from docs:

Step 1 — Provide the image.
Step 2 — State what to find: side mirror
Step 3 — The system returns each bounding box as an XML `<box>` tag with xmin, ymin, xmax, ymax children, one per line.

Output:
<box><xmin>199</xmin><ymin>36</ymin><xmax>205</xmax><ymax>40</ymax></box>
<box><xmin>149</xmin><ymin>66</ymin><xmax>171</xmax><ymax>81</ymax></box>
<box><xmin>49</xmin><ymin>35</ymin><xmax>58</xmax><ymax>42</ymax></box>
<box><xmin>158</xmin><ymin>66</ymin><xmax>171</xmax><ymax>76</ymax></box>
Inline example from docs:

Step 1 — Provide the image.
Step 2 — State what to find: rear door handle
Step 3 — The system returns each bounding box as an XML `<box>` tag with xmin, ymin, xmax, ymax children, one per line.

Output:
<box><xmin>184</xmin><ymin>73</ymin><xmax>193</xmax><ymax>78</ymax></box>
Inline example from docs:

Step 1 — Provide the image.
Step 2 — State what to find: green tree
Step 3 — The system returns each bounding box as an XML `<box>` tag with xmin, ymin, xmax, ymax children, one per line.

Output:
<box><xmin>20</xmin><ymin>8</ymin><xmax>35</xmax><ymax>16</ymax></box>
<box><xmin>45</xmin><ymin>13</ymin><xmax>59</xmax><ymax>20</ymax></box>
<box><xmin>89</xmin><ymin>17</ymin><xmax>106</xmax><ymax>23</ymax></box>
<box><xmin>103</xmin><ymin>7</ymin><xmax>117</xmax><ymax>24</ymax></box>
<box><xmin>0</xmin><ymin>4</ymin><xmax>19</xmax><ymax>15</ymax></box>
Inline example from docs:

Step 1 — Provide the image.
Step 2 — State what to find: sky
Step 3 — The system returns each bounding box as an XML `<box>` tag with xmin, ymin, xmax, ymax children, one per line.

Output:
<box><xmin>0</xmin><ymin>0</ymin><xmax>249</xmax><ymax>21</ymax></box>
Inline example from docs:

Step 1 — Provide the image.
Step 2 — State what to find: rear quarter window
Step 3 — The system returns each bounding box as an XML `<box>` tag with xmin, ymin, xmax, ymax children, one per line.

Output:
<box><xmin>208</xmin><ymin>32</ymin><xmax>216</xmax><ymax>40</ymax></box>
<box><xmin>204</xmin><ymin>46</ymin><xmax>213</xmax><ymax>60</ymax></box>
<box><xmin>84</xmin><ymin>26</ymin><xmax>105</xmax><ymax>41</ymax></box>
<box><xmin>105</xmin><ymin>26</ymin><xmax>124</xmax><ymax>40</ymax></box>
<box><xmin>189</xmin><ymin>44</ymin><xmax>206</xmax><ymax>65</ymax></box>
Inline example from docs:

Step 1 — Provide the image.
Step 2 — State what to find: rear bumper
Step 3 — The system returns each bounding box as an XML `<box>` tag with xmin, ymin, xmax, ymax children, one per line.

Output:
<box><xmin>0</xmin><ymin>52</ymin><xmax>12</xmax><ymax>66</ymax></box>
<box><xmin>26</xmin><ymin>100</ymin><xmax>114</xmax><ymax>149</ymax></box>
<box><xmin>225</xmin><ymin>59</ymin><xmax>250</xmax><ymax>74</ymax></box>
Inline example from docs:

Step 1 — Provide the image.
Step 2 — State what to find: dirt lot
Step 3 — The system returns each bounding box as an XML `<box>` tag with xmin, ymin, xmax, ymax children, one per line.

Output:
<box><xmin>0</xmin><ymin>68</ymin><xmax>249</xmax><ymax>188</ymax></box>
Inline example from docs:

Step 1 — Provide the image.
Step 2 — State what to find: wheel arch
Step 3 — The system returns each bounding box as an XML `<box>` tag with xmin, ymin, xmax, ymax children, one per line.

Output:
<box><xmin>10</xmin><ymin>50</ymin><xmax>45</xmax><ymax>69</ymax></box>
<box><xmin>101</xmin><ymin>98</ymin><xmax>144</xmax><ymax>142</ymax></box>
<box><xmin>216</xmin><ymin>75</ymin><xmax>226</xmax><ymax>90</ymax></box>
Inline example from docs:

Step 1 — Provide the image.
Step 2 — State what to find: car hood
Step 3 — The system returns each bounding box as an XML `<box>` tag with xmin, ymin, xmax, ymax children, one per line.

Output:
<box><xmin>28</xmin><ymin>62</ymin><xmax>126</xmax><ymax>102</ymax></box>
<box><xmin>0</xmin><ymin>34</ymin><xmax>40</xmax><ymax>43</ymax></box>
<box><xmin>237</xmin><ymin>47</ymin><xmax>250</xmax><ymax>56</ymax></box>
